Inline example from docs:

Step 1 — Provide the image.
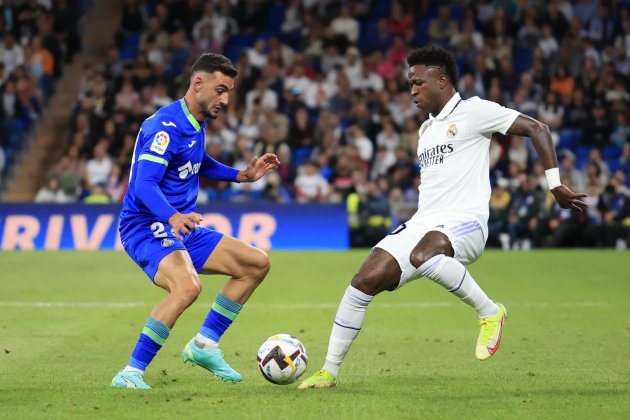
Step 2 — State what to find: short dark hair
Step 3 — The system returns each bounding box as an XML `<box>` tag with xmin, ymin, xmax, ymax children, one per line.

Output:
<box><xmin>191</xmin><ymin>53</ymin><xmax>238</xmax><ymax>78</ymax></box>
<box><xmin>407</xmin><ymin>47</ymin><xmax>458</xmax><ymax>86</ymax></box>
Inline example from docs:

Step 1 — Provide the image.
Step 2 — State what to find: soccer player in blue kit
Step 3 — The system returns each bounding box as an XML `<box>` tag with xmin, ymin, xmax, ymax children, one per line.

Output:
<box><xmin>111</xmin><ymin>53</ymin><xmax>280</xmax><ymax>389</ymax></box>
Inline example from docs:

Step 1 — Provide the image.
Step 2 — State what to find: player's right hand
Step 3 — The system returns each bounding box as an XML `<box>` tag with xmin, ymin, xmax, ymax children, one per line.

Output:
<box><xmin>168</xmin><ymin>212</ymin><xmax>203</xmax><ymax>240</ymax></box>
<box><xmin>551</xmin><ymin>185</ymin><xmax>588</xmax><ymax>212</ymax></box>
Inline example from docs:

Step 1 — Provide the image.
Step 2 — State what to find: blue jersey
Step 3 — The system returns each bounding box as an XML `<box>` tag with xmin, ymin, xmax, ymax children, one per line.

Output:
<box><xmin>120</xmin><ymin>98</ymin><xmax>238</xmax><ymax>241</ymax></box>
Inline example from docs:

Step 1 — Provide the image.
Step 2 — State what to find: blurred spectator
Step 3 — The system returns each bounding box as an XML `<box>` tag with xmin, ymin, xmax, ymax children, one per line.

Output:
<box><xmin>583</xmin><ymin>100</ymin><xmax>612</xmax><ymax>147</ymax></box>
<box><xmin>347</xmin><ymin>125</ymin><xmax>373</xmax><ymax>165</ymax></box>
<box><xmin>287</xmin><ymin>107</ymin><xmax>315</xmax><ymax>159</ymax></box>
<box><xmin>506</xmin><ymin>173</ymin><xmax>546</xmax><ymax>249</ymax></box>
<box><xmin>560</xmin><ymin>151</ymin><xmax>586</xmax><ymax>193</ymax></box>
<box><xmin>550</xmin><ymin>65</ymin><xmax>575</xmax><ymax>101</ymax></box>
<box><xmin>507</xmin><ymin>135</ymin><xmax>529</xmax><ymax>171</ymax></box>
<box><xmin>85</xmin><ymin>141</ymin><xmax>113</xmax><ymax>187</ymax></box>
<box><xmin>429</xmin><ymin>5</ymin><xmax>458</xmax><ymax>48</ymax></box>
<box><xmin>610</xmin><ymin>112</ymin><xmax>630</xmax><ymax>150</ymax></box>
<box><xmin>0</xmin><ymin>33</ymin><xmax>24</xmax><ymax>75</ymax></box>
<box><xmin>49</xmin><ymin>147</ymin><xmax>83</xmax><ymax>198</ymax></box>
<box><xmin>330</xmin><ymin>5</ymin><xmax>359</xmax><ymax>44</ymax></box>
<box><xmin>348</xmin><ymin>178</ymin><xmax>392</xmax><ymax>247</ymax></box>
<box><xmin>35</xmin><ymin>177</ymin><xmax>71</xmax><ymax>203</ymax></box>
<box><xmin>115</xmin><ymin>80</ymin><xmax>140</xmax><ymax>113</ymax></box>
<box><xmin>247</xmin><ymin>39</ymin><xmax>268</xmax><ymax>70</ymax></box>
<box><xmin>584</xmin><ymin>148</ymin><xmax>610</xmax><ymax>182</ymax></box>
<box><xmin>231</xmin><ymin>149</ymin><xmax>267</xmax><ymax>200</ymax></box>
<box><xmin>1</xmin><ymin>80</ymin><xmax>25</xmax><ymax>120</ymax></box>
<box><xmin>363</xmin><ymin>17</ymin><xmax>392</xmax><ymax>51</ymax></box>
<box><xmin>52</xmin><ymin>0</ymin><xmax>81</xmax><ymax>62</ymax></box>
<box><xmin>294</xmin><ymin>159</ymin><xmax>330</xmax><ymax>203</ymax></box>
<box><xmin>538</xmin><ymin>25</ymin><xmax>559</xmax><ymax>59</ymax></box>
<box><xmin>253</xmin><ymin>122</ymin><xmax>291</xmax><ymax>158</ymax></box>
<box><xmin>106</xmin><ymin>164</ymin><xmax>127</xmax><ymax>203</ymax></box>
<box><xmin>488</xmin><ymin>182</ymin><xmax>512</xmax><ymax>249</ymax></box>
<box><xmin>562</xmin><ymin>88</ymin><xmax>590</xmax><ymax>131</ymax></box>
<box><xmin>82</xmin><ymin>183</ymin><xmax>112</xmax><ymax>204</ymax></box>
<box><xmin>592</xmin><ymin>177</ymin><xmax>630</xmax><ymax>248</ymax></box>
<box><xmin>245</xmin><ymin>78</ymin><xmax>278</xmax><ymax>116</ymax></box>
<box><xmin>388</xmin><ymin>1</ymin><xmax>413</xmax><ymax>37</ymax></box>
<box><xmin>537</xmin><ymin>91</ymin><xmax>564</xmax><ymax>142</ymax></box>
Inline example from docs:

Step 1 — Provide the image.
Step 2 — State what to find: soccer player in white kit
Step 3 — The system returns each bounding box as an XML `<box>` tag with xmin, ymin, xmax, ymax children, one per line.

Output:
<box><xmin>299</xmin><ymin>47</ymin><xmax>588</xmax><ymax>389</ymax></box>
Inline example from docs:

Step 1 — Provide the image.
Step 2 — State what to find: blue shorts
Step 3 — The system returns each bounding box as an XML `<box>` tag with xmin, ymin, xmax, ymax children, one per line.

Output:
<box><xmin>121</xmin><ymin>220</ymin><xmax>223</xmax><ymax>282</ymax></box>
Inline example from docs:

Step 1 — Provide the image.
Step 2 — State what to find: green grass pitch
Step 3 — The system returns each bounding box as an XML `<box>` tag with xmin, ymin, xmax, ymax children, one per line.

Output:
<box><xmin>1</xmin><ymin>250</ymin><xmax>629</xmax><ymax>419</ymax></box>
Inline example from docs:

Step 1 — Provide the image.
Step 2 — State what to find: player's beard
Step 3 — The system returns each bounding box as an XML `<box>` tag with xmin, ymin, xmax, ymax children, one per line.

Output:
<box><xmin>199</xmin><ymin>98</ymin><xmax>219</xmax><ymax>120</ymax></box>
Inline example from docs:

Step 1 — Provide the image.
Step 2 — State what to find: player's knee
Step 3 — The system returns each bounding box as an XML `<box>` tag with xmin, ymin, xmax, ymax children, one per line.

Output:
<box><xmin>248</xmin><ymin>249</ymin><xmax>271</xmax><ymax>283</ymax></box>
<box><xmin>351</xmin><ymin>268</ymin><xmax>390</xmax><ymax>296</ymax></box>
<box><xmin>410</xmin><ymin>249</ymin><xmax>438</xmax><ymax>269</ymax></box>
<box><xmin>173</xmin><ymin>278</ymin><xmax>202</xmax><ymax>306</ymax></box>
<box><xmin>410</xmin><ymin>236</ymin><xmax>452</xmax><ymax>268</ymax></box>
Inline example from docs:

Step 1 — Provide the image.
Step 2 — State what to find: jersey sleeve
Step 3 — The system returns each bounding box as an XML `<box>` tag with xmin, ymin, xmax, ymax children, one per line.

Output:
<box><xmin>469</xmin><ymin>98</ymin><xmax>520</xmax><ymax>136</ymax></box>
<box><xmin>133</xmin><ymin>125</ymin><xmax>180</xmax><ymax>221</ymax></box>
<box><xmin>137</xmin><ymin>126</ymin><xmax>178</xmax><ymax>166</ymax></box>
<box><xmin>135</xmin><ymin>160</ymin><xmax>178</xmax><ymax>221</ymax></box>
<box><xmin>200</xmin><ymin>154</ymin><xmax>239</xmax><ymax>182</ymax></box>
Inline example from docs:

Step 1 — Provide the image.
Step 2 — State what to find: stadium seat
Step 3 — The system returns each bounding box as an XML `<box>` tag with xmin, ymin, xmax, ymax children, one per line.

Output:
<box><xmin>292</xmin><ymin>147</ymin><xmax>313</xmax><ymax>167</ymax></box>
<box><xmin>358</xmin><ymin>19</ymin><xmax>378</xmax><ymax>52</ymax></box>
<box><xmin>450</xmin><ymin>7</ymin><xmax>465</xmax><ymax>21</ymax></box>
<box><xmin>424</xmin><ymin>4</ymin><xmax>439</xmax><ymax>20</ymax></box>
<box><xmin>369</xmin><ymin>1</ymin><xmax>391</xmax><ymax>19</ymax></box>
<box><xmin>119</xmin><ymin>33</ymin><xmax>140</xmax><ymax>61</ymax></box>
<box><xmin>415</xmin><ymin>18</ymin><xmax>431</xmax><ymax>45</ymax></box>
<box><xmin>575</xmin><ymin>158</ymin><xmax>588</xmax><ymax>171</ymax></box>
<box><xmin>264</xmin><ymin>4</ymin><xmax>286</xmax><ymax>35</ymax></box>
<box><xmin>575</xmin><ymin>145</ymin><xmax>592</xmax><ymax>161</ymax></box>
<box><xmin>603</xmin><ymin>145</ymin><xmax>622</xmax><ymax>160</ymax></box>
<box><xmin>224</xmin><ymin>34</ymin><xmax>258</xmax><ymax>62</ymax></box>
<box><xmin>558</xmin><ymin>129</ymin><xmax>582</xmax><ymax>149</ymax></box>
<box><xmin>607</xmin><ymin>159</ymin><xmax>620</xmax><ymax>174</ymax></box>
<box><xmin>513</xmin><ymin>48</ymin><xmax>533</xmax><ymax>73</ymax></box>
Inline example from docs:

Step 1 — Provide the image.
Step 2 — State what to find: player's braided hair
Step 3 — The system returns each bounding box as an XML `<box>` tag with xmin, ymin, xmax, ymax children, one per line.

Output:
<box><xmin>407</xmin><ymin>47</ymin><xmax>458</xmax><ymax>86</ymax></box>
<box><xmin>191</xmin><ymin>53</ymin><xmax>238</xmax><ymax>77</ymax></box>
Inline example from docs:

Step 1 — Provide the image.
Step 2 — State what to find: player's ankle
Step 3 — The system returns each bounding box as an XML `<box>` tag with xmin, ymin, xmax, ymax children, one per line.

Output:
<box><xmin>194</xmin><ymin>333</ymin><xmax>218</xmax><ymax>350</ymax></box>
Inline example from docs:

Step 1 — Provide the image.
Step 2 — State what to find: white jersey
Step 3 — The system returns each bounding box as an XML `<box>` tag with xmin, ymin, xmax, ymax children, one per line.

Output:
<box><xmin>415</xmin><ymin>93</ymin><xmax>519</xmax><ymax>230</ymax></box>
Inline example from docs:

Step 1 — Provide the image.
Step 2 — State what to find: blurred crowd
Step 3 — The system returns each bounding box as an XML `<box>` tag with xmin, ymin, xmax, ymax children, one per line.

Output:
<box><xmin>7</xmin><ymin>0</ymin><xmax>630</xmax><ymax>249</ymax></box>
<box><xmin>0</xmin><ymin>0</ymin><xmax>84</xmax><ymax>182</ymax></box>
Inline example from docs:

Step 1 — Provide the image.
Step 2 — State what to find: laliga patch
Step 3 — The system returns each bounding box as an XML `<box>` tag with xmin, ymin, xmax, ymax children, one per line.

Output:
<box><xmin>161</xmin><ymin>238</ymin><xmax>174</xmax><ymax>247</ymax></box>
<box><xmin>446</xmin><ymin>123</ymin><xmax>458</xmax><ymax>138</ymax></box>
<box><xmin>150</xmin><ymin>131</ymin><xmax>170</xmax><ymax>155</ymax></box>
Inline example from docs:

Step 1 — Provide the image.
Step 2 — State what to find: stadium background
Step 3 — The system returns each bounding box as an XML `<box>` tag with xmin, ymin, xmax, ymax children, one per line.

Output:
<box><xmin>0</xmin><ymin>0</ymin><xmax>629</xmax><ymax>250</ymax></box>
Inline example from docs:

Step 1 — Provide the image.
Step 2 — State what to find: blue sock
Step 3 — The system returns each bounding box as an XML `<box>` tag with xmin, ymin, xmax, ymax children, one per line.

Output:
<box><xmin>127</xmin><ymin>317</ymin><xmax>170</xmax><ymax>372</ymax></box>
<box><xmin>199</xmin><ymin>294</ymin><xmax>242</xmax><ymax>343</ymax></box>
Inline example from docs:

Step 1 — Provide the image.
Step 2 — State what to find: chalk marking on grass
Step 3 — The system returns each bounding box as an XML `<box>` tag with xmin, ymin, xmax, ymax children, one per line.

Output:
<box><xmin>0</xmin><ymin>301</ymin><xmax>612</xmax><ymax>309</ymax></box>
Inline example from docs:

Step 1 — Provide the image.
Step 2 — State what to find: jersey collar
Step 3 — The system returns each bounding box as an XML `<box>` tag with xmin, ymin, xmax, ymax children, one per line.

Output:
<box><xmin>179</xmin><ymin>98</ymin><xmax>201</xmax><ymax>132</ymax></box>
<box><xmin>429</xmin><ymin>92</ymin><xmax>462</xmax><ymax>121</ymax></box>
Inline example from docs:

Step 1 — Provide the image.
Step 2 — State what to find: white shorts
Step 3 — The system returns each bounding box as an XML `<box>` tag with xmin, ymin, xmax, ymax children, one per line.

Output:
<box><xmin>374</xmin><ymin>213</ymin><xmax>487</xmax><ymax>289</ymax></box>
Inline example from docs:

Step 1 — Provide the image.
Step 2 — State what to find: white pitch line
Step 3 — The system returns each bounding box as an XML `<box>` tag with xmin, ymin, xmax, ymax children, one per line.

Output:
<box><xmin>0</xmin><ymin>301</ymin><xmax>612</xmax><ymax>309</ymax></box>
<box><xmin>0</xmin><ymin>301</ymin><xmax>148</xmax><ymax>308</ymax></box>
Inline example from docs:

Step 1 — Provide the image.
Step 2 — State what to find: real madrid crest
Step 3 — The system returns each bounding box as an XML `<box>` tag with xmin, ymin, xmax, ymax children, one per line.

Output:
<box><xmin>447</xmin><ymin>123</ymin><xmax>458</xmax><ymax>138</ymax></box>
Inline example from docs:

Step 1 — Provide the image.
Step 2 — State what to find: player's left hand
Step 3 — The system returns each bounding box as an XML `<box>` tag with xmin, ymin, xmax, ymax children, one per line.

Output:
<box><xmin>551</xmin><ymin>185</ymin><xmax>588</xmax><ymax>212</ymax></box>
<box><xmin>237</xmin><ymin>153</ymin><xmax>280</xmax><ymax>182</ymax></box>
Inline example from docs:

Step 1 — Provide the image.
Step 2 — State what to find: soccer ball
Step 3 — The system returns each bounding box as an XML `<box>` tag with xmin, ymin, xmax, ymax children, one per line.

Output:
<box><xmin>256</xmin><ymin>334</ymin><xmax>308</xmax><ymax>385</ymax></box>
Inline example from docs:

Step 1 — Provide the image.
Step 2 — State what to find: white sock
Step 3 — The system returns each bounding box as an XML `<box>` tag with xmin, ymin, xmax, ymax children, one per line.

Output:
<box><xmin>123</xmin><ymin>366</ymin><xmax>144</xmax><ymax>375</ymax></box>
<box><xmin>416</xmin><ymin>255</ymin><xmax>498</xmax><ymax>318</ymax></box>
<box><xmin>194</xmin><ymin>333</ymin><xmax>218</xmax><ymax>349</ymax></box>
<box><xmin>322</xmin><ymin>285</ymin><xmax>373</xmax><ymax>377</ymax></box>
